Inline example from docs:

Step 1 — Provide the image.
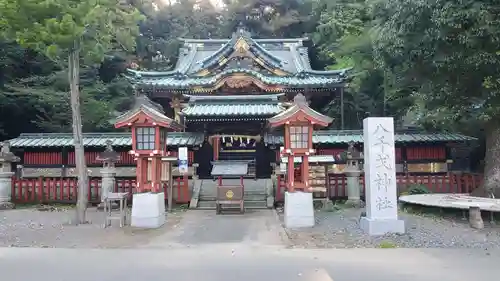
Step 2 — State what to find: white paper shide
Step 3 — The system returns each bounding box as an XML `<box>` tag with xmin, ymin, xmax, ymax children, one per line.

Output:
<box><xmin>360</xmin><ymin>117</ymin><xmax>405</xmax><ymax>235</ymax></box>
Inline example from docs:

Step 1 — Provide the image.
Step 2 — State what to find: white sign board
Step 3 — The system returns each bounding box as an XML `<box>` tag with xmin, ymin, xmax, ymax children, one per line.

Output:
<box><xmin>363</xmin><ymin>117</ymin><xmax>397</xmax><ymax>219</ymax></box>
<box><xmin>178</xmin><ymin>147</ymin><xmax>188</xmax><ymax>174</ymax></box>
<box><xmin>178</xmin><ymin>147</ymin><xmax>188</xmax><ymax>161</ymax></box>
<box><xmin>280</xmin><ymin>162</ymin><xmax>287</xmax><ymax>173</ymax></box>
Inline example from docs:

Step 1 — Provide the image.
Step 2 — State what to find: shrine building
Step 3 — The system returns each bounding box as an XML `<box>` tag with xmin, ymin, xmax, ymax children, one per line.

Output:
<box><xmin>6</xmin><ymin>27</ymin><xmax>477</xmax><ymax>207</ymax></box>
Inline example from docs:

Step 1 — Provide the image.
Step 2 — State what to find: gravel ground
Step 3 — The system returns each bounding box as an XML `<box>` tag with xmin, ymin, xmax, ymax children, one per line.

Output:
<box><xmin>278</xmin><ymin>206</ymin><xmax>500</xmax><ymax>249</ymax></box>
<box><xmin>0</xmin><ymin>206</ymin><xmax>183</xmax><ymax>248</ymax></box>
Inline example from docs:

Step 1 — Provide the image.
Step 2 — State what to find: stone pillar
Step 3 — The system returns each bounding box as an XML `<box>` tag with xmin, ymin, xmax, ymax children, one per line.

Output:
<box><xmin>0</xmin><ymin>142</ymin><xmax>19</xmax><ymax>210</ymax></box>
<box><xmin>360</xmin><ymin>117</ymin><xmax>405</xmax><ymax>235</ymax></box>
<box><xmin>345</xmin><ymin>168</ymin><xmax>362</xmax><ymax>207</ymax></box>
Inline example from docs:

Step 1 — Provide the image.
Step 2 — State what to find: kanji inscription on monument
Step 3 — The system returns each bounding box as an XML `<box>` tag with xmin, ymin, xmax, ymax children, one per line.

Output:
<box><xmin>360</xmin><ymin>117</ymin><xmax>405</xmax><ymax>235</ymax></box>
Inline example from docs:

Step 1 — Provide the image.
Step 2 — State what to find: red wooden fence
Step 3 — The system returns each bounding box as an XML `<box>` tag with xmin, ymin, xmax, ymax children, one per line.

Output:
<box><xmin>11</xmin><ymin>176</ymin><xmax>190</xmax><ymax>204</ymax></box>
<box><xmin>275</xmin><ymin>173</ymin><xmax>482</xmax><ymax>202</ymax></box>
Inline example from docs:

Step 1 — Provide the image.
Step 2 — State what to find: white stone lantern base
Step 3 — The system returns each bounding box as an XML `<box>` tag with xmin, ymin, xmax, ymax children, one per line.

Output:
<box><xmin>131</xmin><ymin>192</ymin><xmax>166</xmax><ymax>228</ymax></box>
<box><xmin>284</xmin><ymin>191</ymin><xmax>314</xmax><ymax>228</ymax></box>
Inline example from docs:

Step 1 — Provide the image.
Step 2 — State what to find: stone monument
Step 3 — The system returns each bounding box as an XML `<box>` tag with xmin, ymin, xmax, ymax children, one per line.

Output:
<box><xmin>345</xmin><ymin>142</ymin><xmax>363</xmax><ymax>207</ymax></box>
<box><xmin>360</xmin><ymin>117</ymin><xmax>405</xmax><ymax>235</ymax></box>
<box><xmin>0</xmin><ymin>142</ymin><xmax>20</xmax><ymax>209</ymax></box>
<box><xmin>96</xmin><ymin>140</ymin><xmax>120</xmax><ymax>209</ymax></box>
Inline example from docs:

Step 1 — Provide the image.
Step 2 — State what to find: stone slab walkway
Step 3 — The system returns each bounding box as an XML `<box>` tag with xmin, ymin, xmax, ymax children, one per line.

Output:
<box><xmin>140</xmin><ymin>209</ymin><xmax>287</xmax><ymax>249</ymax></box>
<box><xmin>0</xmin><ymin>207</ymin><xmax>287</xmax><ymax>249</ymax></box>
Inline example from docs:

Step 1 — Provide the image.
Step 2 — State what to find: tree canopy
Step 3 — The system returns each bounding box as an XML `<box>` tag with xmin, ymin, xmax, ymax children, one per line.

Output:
<box><xmin>0</xmin><ymin>0</ymin><xmax>497</xmax><ymax>187</ymax></box>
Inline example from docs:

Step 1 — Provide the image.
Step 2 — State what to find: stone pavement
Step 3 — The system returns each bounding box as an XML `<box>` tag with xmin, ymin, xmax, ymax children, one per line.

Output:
<box><xmin>0</xmin><ymin>247</ymin><xmax>497</xmax><ymax>281</ymax></box>
<box><xmin>0</xmin><ymin>207</ymin><xmax>286</xmax><ymax>248</ymax></box>
<box><xmin>140</xmin><ymin>209</ymin><xmax>287</xmax><ymax>249</ymax></box>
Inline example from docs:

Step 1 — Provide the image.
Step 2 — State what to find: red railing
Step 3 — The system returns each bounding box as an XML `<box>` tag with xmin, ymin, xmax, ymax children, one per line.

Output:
<box><xmin>275</xmin><ymin>173</ymin><xmax>483</xmax><ymax>202</ymax></box>
<box><xmin>11</xmin><ymin>176</ymin><xmax>191</xmax><ymax>204</ymax></box>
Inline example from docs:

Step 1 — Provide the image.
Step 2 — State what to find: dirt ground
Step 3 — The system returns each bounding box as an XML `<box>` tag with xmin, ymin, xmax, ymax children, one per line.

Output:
<box><xmin>0</xmin><ymin>207</ymin><xmax>287</xmax><ymax>249</ymax></box>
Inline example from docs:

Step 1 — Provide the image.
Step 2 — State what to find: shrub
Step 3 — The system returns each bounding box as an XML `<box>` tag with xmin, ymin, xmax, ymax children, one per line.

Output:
<box><xmin>407</xmin><ymin>184</ymin><xmax>431</xmax><ymax>195</ymax></box>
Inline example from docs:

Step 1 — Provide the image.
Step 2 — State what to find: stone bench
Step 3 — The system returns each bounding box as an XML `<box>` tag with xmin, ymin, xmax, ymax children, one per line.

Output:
<box><xmin>451</xmin><ymin>201</ymin><xmax>496</xmax><ymax>229</ymax></box>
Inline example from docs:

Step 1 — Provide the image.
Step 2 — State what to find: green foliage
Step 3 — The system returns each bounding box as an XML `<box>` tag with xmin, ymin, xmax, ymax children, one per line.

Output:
<box><xmin>0</xmin><ymin>0</ymin><xmax>142</xmax><ymax>139</ymax></box>
<box><xmin>407</xmin><ymin>184</ymin><xmax>431</xmax><ymax>195</ymax></box>
<box><xmin>1</xmin><ymin>0</ymin><xmax>144</xmax><ymax>65</ymax></box>
<box><xmin>378</xmin><ymin>241</ymin><xmax>397</xmax><ymax>248</ymax></box>
<box><xmin>372</xmin><ymin>0</ymin><xmax>500</xmax><ymax>127</ymax></box>
<box><xmin>222</xmin><ymin>0</ymin><xmax>314</xmax><ymax>38</ymax></box>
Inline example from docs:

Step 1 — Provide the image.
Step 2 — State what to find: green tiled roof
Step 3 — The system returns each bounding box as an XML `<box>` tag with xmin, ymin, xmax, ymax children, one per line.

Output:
<box><xmin>8</xmin><ymin>132</ymin><xmax>205</xmax><ymax>148</ymax></box>
<box><xmin>182</xmin><ymin>103</ymin><xmax>284</xmax><ymax>117</ymax></box>
<box><xmin>199</xmin><ymin>28</ymin><xmax>285</xmax><ymax>72</ymax></box>
<box><xmin>264</xmin><ymin>130</ymin><xmax>477</xmax><ymax>145</ymax></box>
<box><xmin>131</xmin><ymin>69</ymin><xmax>344</xmax><ymax>89</ymax></box>
<box><xmin>182</xmin><ymin>94</ymin><xmax>285</xmax><ymax>117</ymax></box>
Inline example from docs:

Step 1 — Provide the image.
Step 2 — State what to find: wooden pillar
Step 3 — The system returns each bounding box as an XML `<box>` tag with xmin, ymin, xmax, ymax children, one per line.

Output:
<box><xmin>301</xmin><ymin>155</ymin><xmax>309</xmax><ymax>191</ymax></box>
<box><xmin>325</xmin><ymin>164</ymin><xmax>331</xmax><ymax>199</ymax></box>
<box><xmin>136</xmin><ymin>157</ymin><xmax>144</xmax><ymax>192</ymax></box>
<box><xmin>212</xmin><ymin>136</ymin><xmax>220</xmax><ymax>161</ymax></box>
<box><xmin>167</xmin><ymin>162</ymin><xmax>173</xmax><ymax>212</ymax></box>
<box><xmin>151</xmin><ymin>157</ymin><xmax>163</xmax><ymax>192</ymax></box>
<box><xmin>287</xmin><ymin>155</ymin><xmax>294</xmax><ymax>192</ymax></box>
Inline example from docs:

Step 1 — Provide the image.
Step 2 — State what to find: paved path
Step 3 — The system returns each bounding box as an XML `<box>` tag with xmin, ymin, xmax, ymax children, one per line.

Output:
<box><xmin>0</xmin><ymin>247</ymin><xmax>497</xmax><ymax>281</ymax></box>
<box><xmin>0</xmin><ymin>208</ymin><xmax>286</xmax><ymax>248</ymax></box>
<box><xmin>141</xmin><ymin>209</ymin><xmax>287</xmax><ymax>249</ymax></box>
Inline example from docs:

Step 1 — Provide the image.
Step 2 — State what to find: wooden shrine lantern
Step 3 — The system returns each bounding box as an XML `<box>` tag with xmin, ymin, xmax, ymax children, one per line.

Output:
<box><xmin>115</xmin><ymin>95</ymin><xmax>183</xmax><ymax>193</ymax></box>
<box><xmin>268</xmin><ymin>94</ymin><xmax>333</xmax><ymax>192</ymax></box>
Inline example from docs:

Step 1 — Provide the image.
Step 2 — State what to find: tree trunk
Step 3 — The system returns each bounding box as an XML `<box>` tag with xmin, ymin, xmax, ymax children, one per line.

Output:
<box><xmin>68</xmin><ymin>42</ymin><xmax>89</xmax><ymax>224</ymax></box>
<box><xmin>471</xmin><ymin>124</ymin><xmax>500</xmax><ymax>198</ymax></box>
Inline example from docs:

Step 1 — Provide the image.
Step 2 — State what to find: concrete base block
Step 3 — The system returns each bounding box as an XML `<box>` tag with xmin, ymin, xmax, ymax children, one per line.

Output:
<box><xmin>360</xmin><ymin>217</ymin><xmax>405</xmax><ymax>236</ymax></box>
<box><xmin>267</xmin><ymin>196</ymin><xmax>275</xmax><ymax>209</ymax></box>
<box><xmin>284</xmin><ymin>191</ymin><xmax>314</xmax><ymax>228</ymax></box>
<box><xmin>469</xmin><ymin>207</ymin><xmax>484</xmax><ymax>229</ymax></box>
<box><xmin>131</xmin><ymin>192</ymin><xmax>166</xmax><ymax>229</ymax></box>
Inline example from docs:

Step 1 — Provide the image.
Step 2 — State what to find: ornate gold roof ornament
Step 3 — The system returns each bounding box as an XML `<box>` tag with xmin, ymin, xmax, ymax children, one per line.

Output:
<box><xmin>225</xmin><ymin>77</ymin><xmax>253</xmax><ymax>88</ymax></box>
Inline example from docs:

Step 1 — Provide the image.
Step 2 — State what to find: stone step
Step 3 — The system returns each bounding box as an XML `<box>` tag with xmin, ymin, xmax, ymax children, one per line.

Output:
<box><xmin>199</xmin><ymin>192</ymin><xmax>267</xmax><ymax>200</ymax></box>
<box><xmin>199</xmin><ymin>196</ymin><xmax>267</xmax><ymax>203</ymax></box>
<box><xmin>197</xmin><ymin>200</ymin><xmax>269</xmax><ymax>210</ymax></box>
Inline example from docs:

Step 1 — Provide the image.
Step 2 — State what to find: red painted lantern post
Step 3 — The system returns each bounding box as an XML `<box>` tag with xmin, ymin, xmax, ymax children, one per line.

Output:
<box><xmin>115</xmin><ymin>96</ymin><xmax>183</xmax><ymax>193</ymax></box>
<box><xmin>268</xmin><ymin>94</ymin><xmax>333</xmax><ymax>192</ymax></box>
<box><xmin>268</xmin><ymin>94</ymin><xmax>332</xmax><ymax>228</ymax></box>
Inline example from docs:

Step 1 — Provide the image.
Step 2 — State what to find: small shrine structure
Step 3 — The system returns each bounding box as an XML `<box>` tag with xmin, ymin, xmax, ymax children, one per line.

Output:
<box><xmin>268</xmin><ymin>93</ymin><xmax>333</xmax><ymax>227</ymax></box>
<box><xmin>114</xmin><ymin>95</ymin><xmax>183</xmax><ymax>228</ymax></box>
<box><xmin>115</xmin><ymin>95</ymin><xmax>183</xmax><ymax>193</ymax></box>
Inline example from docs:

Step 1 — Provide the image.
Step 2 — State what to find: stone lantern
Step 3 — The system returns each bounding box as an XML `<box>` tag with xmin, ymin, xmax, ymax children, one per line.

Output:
<box><xmin>0</xmin><ymin>142</ymin><xmax>20</xmax><ymax>209</ymax></box>
<box><xmin>344</xmin><ymin>141</ymin><xmax>364</xmax><ymax>207</ymax></box>
<box><xmin>96</xmin><ymin>140</ymin><xmax>120</xmax><ymax>208</ymax></box>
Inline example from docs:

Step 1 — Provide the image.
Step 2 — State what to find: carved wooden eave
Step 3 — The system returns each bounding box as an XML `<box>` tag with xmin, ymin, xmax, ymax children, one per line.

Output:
<box><xmin>268</xmin><ymin>94</ymin><xmax>333</xmax><ymax>128</ymax></box>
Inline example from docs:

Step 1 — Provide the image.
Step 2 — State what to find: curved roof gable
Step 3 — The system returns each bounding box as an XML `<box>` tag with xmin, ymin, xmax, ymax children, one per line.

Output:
<box><xmin>193</xmin><ymin>28</ymin><xmax>290</xmax><ymax>76</ymax></box>
<box><xmin>115</xmin><ymin>95</ymin><xmax>183</xmax><ymax>130</ymax></box>
<box><xmin>268</xmin><ymin>94</ymin><xmax>333</xmax><ymax>128</ymax></box>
